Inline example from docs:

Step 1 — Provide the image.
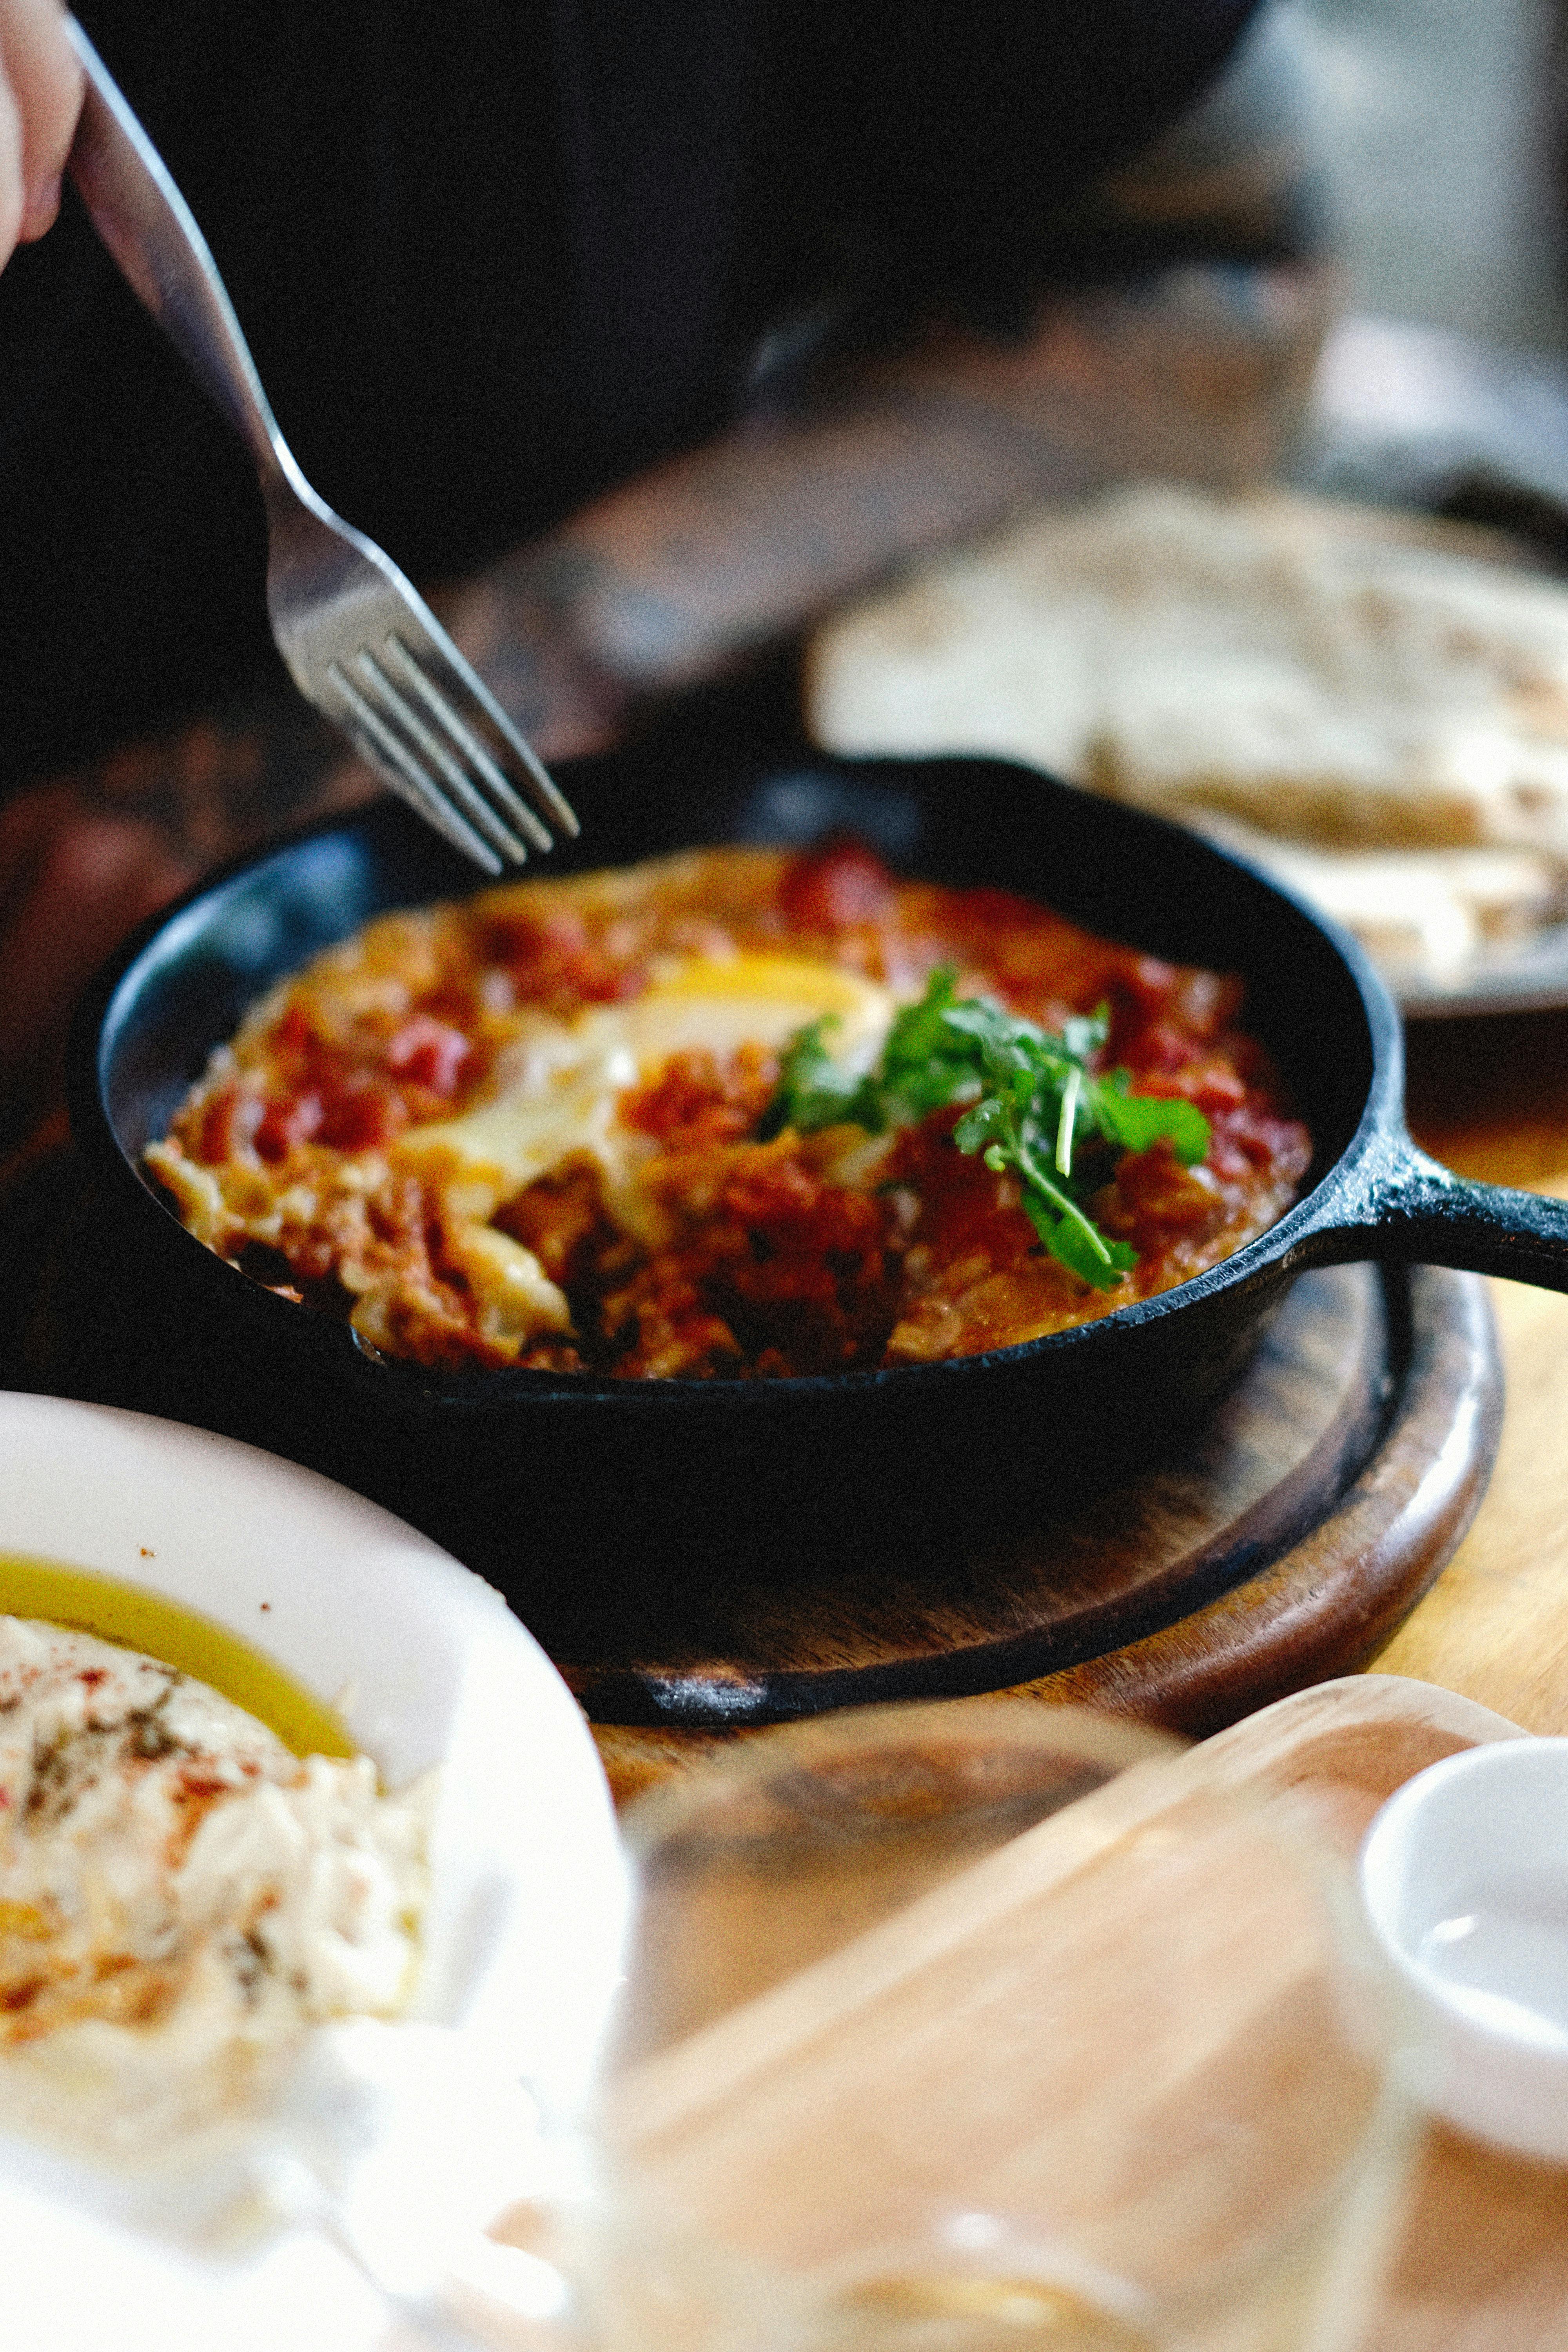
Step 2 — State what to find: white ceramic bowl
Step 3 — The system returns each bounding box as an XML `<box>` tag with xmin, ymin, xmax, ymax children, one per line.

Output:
<box><xmin>1359</xmin><ymin>1737</ymin><xmax>1568</xmax><ymax>2164</ymax></box>
<box><xmin>0</xmin><ymin>1390</ymin><xmax>628</xmax><ymax>2350</ymax></box>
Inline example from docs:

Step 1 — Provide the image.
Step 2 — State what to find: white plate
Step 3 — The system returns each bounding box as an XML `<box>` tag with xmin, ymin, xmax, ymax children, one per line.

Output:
<box><xmin>0</xmin><ymin>1392</ymin><xmax>627</xmax><ymax>2351</ymax></box>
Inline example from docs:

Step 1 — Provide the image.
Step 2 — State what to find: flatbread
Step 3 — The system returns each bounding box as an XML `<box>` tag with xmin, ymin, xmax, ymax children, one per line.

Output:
<box><xmin>806</xmin><ymin>485</ymin><xmax>1568</xmax><ymax>987</ymax></box>
<box><xmin>1180</xmin><ymin>815</ymin><xmax>1561</xmax><ymax>987</ymax></box>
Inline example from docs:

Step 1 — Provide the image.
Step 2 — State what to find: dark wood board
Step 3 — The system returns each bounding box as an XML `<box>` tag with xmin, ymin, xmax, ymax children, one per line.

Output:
<box><xmin>591</xmin><ymin>1263</ymin><xmax>1501</xmax><ymax>1796</ymax></box>
<box><xmin>561</xmin><ymin>1261</ymin><xmax>1391</xmax><ymax>1722</ymax></box>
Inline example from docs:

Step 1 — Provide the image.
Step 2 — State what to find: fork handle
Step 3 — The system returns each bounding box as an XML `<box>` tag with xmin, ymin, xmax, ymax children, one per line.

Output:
<box><xmin>64</xmin><ymin>17</ymin><xmax>291</xmax><ymax>489</ymax></box>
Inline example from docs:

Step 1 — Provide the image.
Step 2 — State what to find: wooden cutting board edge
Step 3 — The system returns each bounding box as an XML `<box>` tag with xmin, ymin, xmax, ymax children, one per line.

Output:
<box><xmin>592</xmin><ymin>1267</ymin><xmax>1504</xmax><ymax>1805</ymax></box>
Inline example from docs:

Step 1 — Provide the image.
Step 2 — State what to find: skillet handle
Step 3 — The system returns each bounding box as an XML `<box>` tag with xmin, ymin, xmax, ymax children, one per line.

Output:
<box><xmin>1318</xmin><ymin>1129</ymin><xmax>1568</xmax><ymax>1291</ymax></box>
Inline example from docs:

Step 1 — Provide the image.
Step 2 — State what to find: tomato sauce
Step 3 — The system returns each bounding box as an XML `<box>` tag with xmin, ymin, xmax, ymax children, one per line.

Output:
<box><xmin>147</xmin><ymin>840</ymin><xmax>1311</xmax><ymax>1378</ymax></box>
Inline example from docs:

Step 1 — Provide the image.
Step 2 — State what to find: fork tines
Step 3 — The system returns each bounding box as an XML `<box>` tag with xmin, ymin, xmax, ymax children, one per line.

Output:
<box><xmin>326</xmin><ymin>632</ymin><xmax>579</xmax><ymax>877</ymax></box>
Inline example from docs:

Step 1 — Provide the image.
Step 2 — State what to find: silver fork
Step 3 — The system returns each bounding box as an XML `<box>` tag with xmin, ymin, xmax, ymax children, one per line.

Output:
<box><xmin>63</xmin><ymin>18</ymin><xmax>577</xmax><ymax>876</ymax></box>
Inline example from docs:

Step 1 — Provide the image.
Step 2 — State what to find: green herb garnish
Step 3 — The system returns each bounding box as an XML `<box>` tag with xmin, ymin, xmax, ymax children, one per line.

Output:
<box><xmin>759</xmin><ymin>967</ymin><xmax>1210</xmax><ymax>1291</ymax></box>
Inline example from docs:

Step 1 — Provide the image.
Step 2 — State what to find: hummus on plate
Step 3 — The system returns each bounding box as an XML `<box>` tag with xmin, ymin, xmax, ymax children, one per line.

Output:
<box><xmin>0</xmin><ymin>1617</ymin><xmax>428</xmax><ymax>2157</ymax></box>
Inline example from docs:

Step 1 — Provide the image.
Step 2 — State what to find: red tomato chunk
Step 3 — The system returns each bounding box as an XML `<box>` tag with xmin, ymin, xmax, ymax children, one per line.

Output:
<box><xmin>152</xmin><ymin>842</ymin><xmax>1312</xmax><ymax>1378</ymax></box>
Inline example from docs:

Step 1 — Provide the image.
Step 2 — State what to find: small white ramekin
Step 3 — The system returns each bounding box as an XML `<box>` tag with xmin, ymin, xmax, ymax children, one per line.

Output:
<box><xmin>1360</xmin><ymin>1736</ymin><xmax>1568</xmax><ymax>2164</ymax></box>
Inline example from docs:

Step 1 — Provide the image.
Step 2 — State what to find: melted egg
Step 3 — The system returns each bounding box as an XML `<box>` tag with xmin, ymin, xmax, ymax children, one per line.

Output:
<box><xmin>387</xmin><ymin>953</ymin><xmax>897</xmax><ymax>1340</ymax></box>
<box><xmin>398</xmin><ymin>952</ymin><xmax>893</xmax><ymax>1207</ymax></box>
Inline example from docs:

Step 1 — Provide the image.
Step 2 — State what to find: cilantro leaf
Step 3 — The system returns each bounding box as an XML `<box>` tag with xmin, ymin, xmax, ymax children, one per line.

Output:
<box><xmin>755</xmin><ymin>1016</ymin><xmax>876</xmax><ymax>1140</ymax></box>
<box><xmin>757</xmin><ymin>965</ymin><xmax>1213</xmax><ymax>1292</ymax></box>
<box><xmin>1088</xmin><ymin>1070</ymin><xmax>1210</xmax><ymax>1166</ymax></box>
<box><xmin>875</xmin><ymin>967</ymin><xmax>986</xmax><ymax>1125</ymax></box>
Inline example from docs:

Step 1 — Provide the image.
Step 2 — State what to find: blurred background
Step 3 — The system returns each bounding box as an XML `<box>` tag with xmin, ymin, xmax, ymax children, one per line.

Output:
<box><xmin>1292</xmin><ymin>0</ymin><xmax>1568</xmax><ymax>510</ymax></box>
<box><xmin>1298</xmin><ymin>0</ymin><xmax>1566</xmax><ymax>352</ymax></box>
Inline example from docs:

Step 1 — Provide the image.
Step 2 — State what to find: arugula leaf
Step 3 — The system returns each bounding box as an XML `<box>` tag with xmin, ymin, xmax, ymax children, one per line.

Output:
<box><xmin>1089</xmin><ymin>1069</ymin><xmax>1210</xmax><ymax>1166</ymax></box>
<box><xmin>755</xmin><ymin>1017</ymin><xmax>873</xmax><ymax>1140</ymax></box>
<box><xmin>875</xmin><ymin>967</ymin><xmax>987</xmax><ymax>1126</ymax></box>
<box><xmin>757</xmin><ymin>965</ymin><xmax>1212</xmax><ymax>1291</ymax></box>
<box><xmin>1028</xmin><ymin>1199</ymin><xmax>1139</xmax><ymax>1290</ymax></box>
<box><xmin>760</xmin><ymin>967</ymin><xmax>986</xmax><ymax>1140</ymax></box>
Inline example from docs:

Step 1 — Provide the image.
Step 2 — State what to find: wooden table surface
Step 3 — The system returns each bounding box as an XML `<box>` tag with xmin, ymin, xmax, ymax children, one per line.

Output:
<box><xmin>577</xmin><ymin>970</ymin><xmax>1568</xmax><ymax>2352</ymax></box>
<box><xmin>1382</xmin><ymin>1007</ymin><xmax>1568</xmax><ymax>1731</ymax></box>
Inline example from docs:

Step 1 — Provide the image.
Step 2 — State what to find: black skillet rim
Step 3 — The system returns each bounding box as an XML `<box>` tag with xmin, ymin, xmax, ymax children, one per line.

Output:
<box><xmin>67</xmin><ymin>751</ymin><xmax>1406</xmax><ymax>1412</ymax></box>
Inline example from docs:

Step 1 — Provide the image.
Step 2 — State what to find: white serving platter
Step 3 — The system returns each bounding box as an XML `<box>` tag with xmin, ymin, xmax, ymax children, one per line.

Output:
<box><xmin>0</xmin><ymin>1392</ymin><xmax>627</xmax><ymax>2352</ymax></box>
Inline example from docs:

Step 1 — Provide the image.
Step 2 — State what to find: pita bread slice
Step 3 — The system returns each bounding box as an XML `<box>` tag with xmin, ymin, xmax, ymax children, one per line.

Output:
<box><xmin>805</xmin><ymin>485</ymin><xmax>1568</xmax><ymax>982</ymax></box>
<box><xmin>1180</xmin><ymin>811</ymin><xmax>1563</xmax><ymax>988</ymax></box>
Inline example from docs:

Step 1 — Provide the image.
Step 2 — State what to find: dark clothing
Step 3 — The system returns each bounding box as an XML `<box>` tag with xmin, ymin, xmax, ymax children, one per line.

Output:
<box><xmin>0</xmin><ymin>0</ymin><xmax>1258</xmax><ymax>781</ymax></box>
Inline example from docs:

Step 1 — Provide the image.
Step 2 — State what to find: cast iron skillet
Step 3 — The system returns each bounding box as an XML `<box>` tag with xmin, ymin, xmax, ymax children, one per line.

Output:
<box><xmin>68</xmin><ymin>747</ymin><xmax>1568</xmax><ymax>1601</ymax></box>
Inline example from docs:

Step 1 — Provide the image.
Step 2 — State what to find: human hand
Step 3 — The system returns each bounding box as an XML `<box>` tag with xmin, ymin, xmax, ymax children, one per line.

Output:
<box><xmin>1</xmin><ymin>0</ymin><xmax>82</xmax><ymax>270</ymax></box>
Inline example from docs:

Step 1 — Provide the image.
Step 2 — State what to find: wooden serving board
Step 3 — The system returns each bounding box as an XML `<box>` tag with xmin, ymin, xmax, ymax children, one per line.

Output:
<box><xmin>582</xmin><ymin>1261</ymin><xmax>1502</xmax><ymax>1796</ymax></box>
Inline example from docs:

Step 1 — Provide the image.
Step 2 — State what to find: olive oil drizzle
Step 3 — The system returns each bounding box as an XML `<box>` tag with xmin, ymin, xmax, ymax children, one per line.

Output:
<box><xmin>0</xmin><ymin>1556</ymin><xmax>354</xmax><ymax>1759</ymax></box>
